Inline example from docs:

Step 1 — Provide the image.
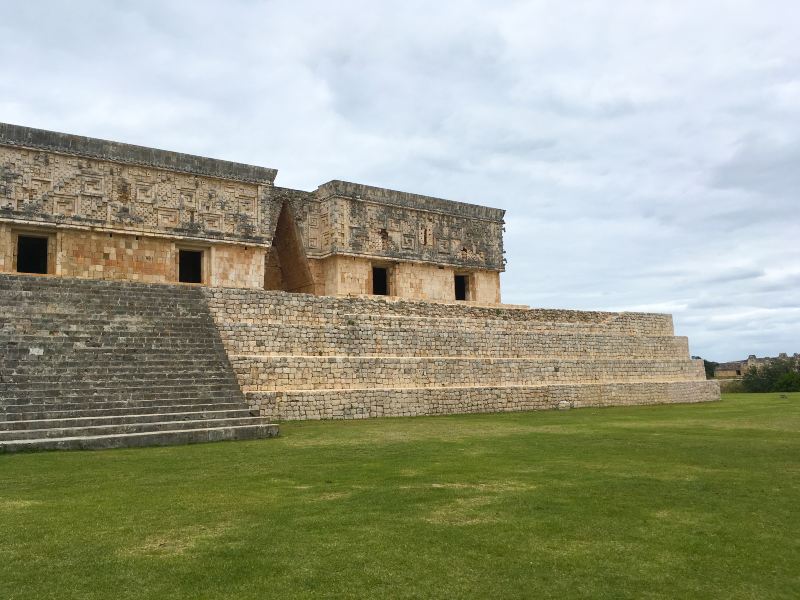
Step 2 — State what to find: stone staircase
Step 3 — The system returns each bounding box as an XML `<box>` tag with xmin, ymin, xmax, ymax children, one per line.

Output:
<box><xmin>204</xmin><ymin>289</ymin><xmax>720</xmax><ymax>420</ymax></box>
<box><xmin>0</xmin><ymin>274</ymin><xmax>278</xmax><ymax>452</ymax></box>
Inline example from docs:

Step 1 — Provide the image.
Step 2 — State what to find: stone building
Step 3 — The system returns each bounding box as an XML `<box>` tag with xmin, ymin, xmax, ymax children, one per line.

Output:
<box><xmin>715</xmin><ymin>353</ymin><xmax>800</xmax><ymax>379</ymax></box>
<box><xmin>0</xmin><ymin>123</ymin><xmax>503</xmax><ymax>303</ymax></box>
<box><xmin>0</xmin><ymin>123</ymin><xmax>719</xmax><ymax>451</ymax></box>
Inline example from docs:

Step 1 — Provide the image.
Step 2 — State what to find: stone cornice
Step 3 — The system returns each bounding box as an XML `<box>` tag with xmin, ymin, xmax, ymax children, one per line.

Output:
<box><xmin>315</xmin><ymin>180</ymin><xmax>505</xmax><ymax>223</ymax></box>
<box><xmin>0</xmin><ymin>122</ymin><xmax>277</xmax><ymax>185</ymax></box>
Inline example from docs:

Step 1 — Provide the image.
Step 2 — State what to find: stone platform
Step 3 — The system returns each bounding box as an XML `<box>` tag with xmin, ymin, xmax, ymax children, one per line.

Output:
<box><xmin>0</xmin><ymin>274</ymin><xmax>718</xmax><ymax>451</ymax></box>
<box><xmin>204</xmin><ymin>289</ymin><xmax>720</xmax><ymax>420</ymax></box>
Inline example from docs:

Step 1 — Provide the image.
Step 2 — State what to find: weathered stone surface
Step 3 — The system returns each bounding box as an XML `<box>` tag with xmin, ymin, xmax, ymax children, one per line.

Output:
<box><xmin>0</xmin><ymin>122</ymin><xmax>278</xmax><ymax>184</ymax></box>
<box><xmin>0</xmin><ymin>274</ymin><xmax>278</xmax><ymax>452</ymax></box>
<box><xmin>245</xmin><ymin>382</ymin><xmax>719</xmax><ymax>421</ymax></box>
<box><xmin>0</xmin><ymin>123</ymin><xmax>720</xmax><ymax>443</ymax></box>
<box><xmin>0</xmin><ymin>123</ymin><xmax>505</xmax><ymax>301</ymax></box>
<box><xmin>310</xmin><ymin>180</ymin><xmax>504</xmax><ymax>270</ymax></box>
<box><xmin>204</xmin><ymin>287</ymin><xmax>720</xmax><ymax>421</ymax></box>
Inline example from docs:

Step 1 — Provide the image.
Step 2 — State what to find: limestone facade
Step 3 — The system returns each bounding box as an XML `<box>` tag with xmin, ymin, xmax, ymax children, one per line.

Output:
<box><xmin>0</xmin><ymin>123</ymin><xmax>504</xmax><ymax>302</ymax></box>
<box><xmin>0</xmin><ymin>123</ymin><xmax>720</xmax><ymax>425</ymax></box>
<box><xmin>0</xmin><ymin>223</ymin><xmax>266</xmax><ymax>286</ymax></box>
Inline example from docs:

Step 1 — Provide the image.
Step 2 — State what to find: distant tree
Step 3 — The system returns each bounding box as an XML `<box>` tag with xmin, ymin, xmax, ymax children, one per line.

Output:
<box><xmin>742</xmin><ymin>358</ymin><xmax>800</xmax><ymax>393</ymax></box>
<box><xmin>704</xmin><ymin>360</ymin><xmax>718</xmax><ymax>380</ymax></box>
<box><xmin>775</xmin><ymin>371</ymin><xmax>800</xmax><ymax>392</ymax></box>
<box><xmin>693</xmin><ymin>357</ymin><xmax>718</xmax><ymax>380</ymax></box>
<box><xmin>742</xmin><ymin>366</ymin><xmax>770</xmax><ymax>392</ymax></box>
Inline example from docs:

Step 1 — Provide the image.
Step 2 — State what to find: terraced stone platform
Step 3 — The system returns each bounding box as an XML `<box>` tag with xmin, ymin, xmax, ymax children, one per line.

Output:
<box><xmin>204</xmin><ymin>289</ymin><xmax>720</xmax><ymax>420</ymax></box>
<box><xmin>0</xmin><ymin>275</ymin><xmax>278</xmax><ymax>452</ymax></box>
<box><xmin>0</xmin><ymin>274</ymin><xmax>718</xmax><ymax>447</ymax></box>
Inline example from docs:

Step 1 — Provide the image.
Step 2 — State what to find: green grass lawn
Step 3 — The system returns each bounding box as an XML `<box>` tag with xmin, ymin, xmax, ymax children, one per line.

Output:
<box><xmin>1</xmin><ymin>393</ymin><xmax>799</xmax><ymax>599</ymax></box>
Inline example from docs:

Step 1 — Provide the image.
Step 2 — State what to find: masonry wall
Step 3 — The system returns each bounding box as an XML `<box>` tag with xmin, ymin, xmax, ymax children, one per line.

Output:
<box><xmin>233</xmin><ymin>356</ymin><xmax>706</xmax><ymax>391</ymax></box>
<box><xmin>203</xmin><ymin>288</ymin><xmax>719</xmax><ymax>421</ymax></box>
<box><xmin>307</xmin><ymin>255</ymin><xmax>501</xmax><ymax>303</ymax></box>
<box><xmin>209</xmin><ymin>245</ymin><xmax>265</xmax><ymax>289</ymax></box>
<box><xmin>0</xmin><ymin>223</ymin><xmax>12</xmax><ymax>272</ymax></box>
<box><xmin>1</xmin><ymin>124</ymin><xmax>508</xmax><ymax>301</ymax></box>
<box><xmin>0</xmin><ymin>225</ymin><xmax>264</xmax><ymax>287</ymax></box>
<box><xmin>205</xmin><ymin>288</ymin><xmax>677</xmax><ymax>334</ymax></box>
<box><xmin>59</xmin><ymin>229</ymin><xmax>176</xmax><ymax>282</ymax></box>
<box><xmin>472</xmin><ymin>270</ymin><xmax>502</xmax><ymax>304</ymax></box>
<box><xmin>248</xmin><ymin>383</ymin><xmax>720</xmax><ymax>421</ymax></box>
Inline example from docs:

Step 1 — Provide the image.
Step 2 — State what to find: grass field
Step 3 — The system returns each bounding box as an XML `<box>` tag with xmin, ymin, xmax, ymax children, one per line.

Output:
<box><xmin>1</xmin><ymin>393</ymin><xmax>798</xmax><ymax>599</ymax></box>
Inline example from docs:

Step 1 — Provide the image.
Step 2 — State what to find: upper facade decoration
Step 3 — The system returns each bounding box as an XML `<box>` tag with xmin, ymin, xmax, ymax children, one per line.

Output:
<box><xmin>0</xmin><ymin>123</ymin><xmax>275</xmax><ymax>245</ymax></box>
<box><xmin>307</xmin><ymin>181</ymin><xmax>505</xmax><ymax>271</ymax></box>
<box><xmin>0</xmin><ymin>123</ymin><xmax>505</xmax><ymax>271</ymax></box>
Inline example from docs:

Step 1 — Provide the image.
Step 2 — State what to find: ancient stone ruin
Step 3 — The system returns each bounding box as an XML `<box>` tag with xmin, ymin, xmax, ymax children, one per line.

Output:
<box><xmin>0</xmin><ymin>123</ymin><xmax>719</xmax><ymax>451</ymax></box>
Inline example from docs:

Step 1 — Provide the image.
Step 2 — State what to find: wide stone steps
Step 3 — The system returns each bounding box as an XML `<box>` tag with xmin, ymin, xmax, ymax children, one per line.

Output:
<box><xmin>232</xmin><ymin>355</ymin><xmax>707</xmax><ymax>391</ymax></box>
<box><xmin>0</xmin><ymin>312</ymin><xmax>214</xmax><ymax>320</ymax></box>
<box><xmin>0</xmin><ymin>311</ymin><xmax>213</xmax><ymax>322</ymax></box>
<box><xmin>1</xmin><ymin>402</ymin><xmax>252</xmax><ymax>421</ymax></box>
<box><xmin>0</xmin><ymin>274</ymin><xmax>278</xmax><ymax>451</ymax></box>
<box><xmin>1</xmin><ymin>415</ymin><xmax>273</xmax><ymax>440</ymax></box>
<box><xmin>0</xmin><ymin>362</ymin><xmax>230</xmax><ymax>373</ymax></box>
<box><xmin>0</xmin><ymin>347</ymin><xmax>224</xmax><ymax>358</ymax></box>
<box><xmin>0</xmin><ymin>397</ymin><xmax>252</xmax><ymax>413</ymax></box>
<box><xmin>2</xmin><ymin>372</ymin><xmax>242</xmax><ymax>384</ymax></box>
<box><xmin>0</xmin><ymin>407</ymin><xmax>255</xmax><ymax>427</ymax></box>
<box><xmin>1</xmin><ymin>330</ymin><xmax>211</xmax><ymax>339</ymax></box>
<box><xmin>1</xmin><ymin>377</ymin><xmax>240</xmax><ymax>389</ymax></box>
<box><xmin>0</xmin><ymin>387</ymin><xmax>243</xmax><ymax>404</ymax></box>
<box><xmin>0</xmin><ymin>333</ymin><xmax>221</xmax><ymax>343</ymax></box>
<box><xmin>0</xmin><ymin>423</ymin><xmax>279</xmax><ymax>452</ymax></box>
<box><xmin>0</xmin><ymin>332</ymin><xmax>221</xmax><ymax>340</ymax></box>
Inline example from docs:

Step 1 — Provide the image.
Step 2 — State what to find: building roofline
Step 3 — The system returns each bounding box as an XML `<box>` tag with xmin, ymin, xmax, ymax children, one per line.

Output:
<box><xmin>0</xmin><ymin>122</ymin><xmax>277</xmax><ymax>185</ymax></box>
<box><xmin>0</xmin><ymin>123</ymin><xmax>506</xmax><ymax>221</ymax></box>
<box><xmin>315</xmin><ymin>180</ymin><xmax>506</xmax><ymax>222</ymax></box>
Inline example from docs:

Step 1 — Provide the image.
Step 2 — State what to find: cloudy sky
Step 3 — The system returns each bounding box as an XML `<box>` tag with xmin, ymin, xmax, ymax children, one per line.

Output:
<box><xmin>2</xmin><ymin>1</ymin><xmax>798</xmax><ymax>361</ymax></box>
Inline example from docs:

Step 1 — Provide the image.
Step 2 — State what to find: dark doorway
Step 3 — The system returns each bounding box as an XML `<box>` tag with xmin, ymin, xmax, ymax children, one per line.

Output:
<box><xmin>179</xmin><ymin>250</ymin><xmax>203</xmax><ymax>283</ymax></box>
<box><xmin>454</xmin><ymin>274</ymin><xmax>468</xmax><ymax>301</ymax></box>
<box><xmin>17</xmin><ymin>236</ymin><xmax>49</xmax><ymax>274</ymax></box>
<box><xmin>372</xmin><ymin>267</ymin><xmax>389</xmax><ymax>296</ymax></box>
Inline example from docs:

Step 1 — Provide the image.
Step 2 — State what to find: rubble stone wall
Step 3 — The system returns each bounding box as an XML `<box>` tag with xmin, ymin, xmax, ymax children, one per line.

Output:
<box><xmin>204</xmin><ymin>288</ymin><xmax>676</xmax><ymax>335</ymax></box>
<box><xmin>215</xmin><ymin>322</ymin><xmax>690</xmax><ymax>359</ymax></box>
<box><xmin>231</xmin><ymin>356</ymin><xmax>706</xmax><ymax>391</ymax></box>
<box><xmin>248</xmin><ymin>382</ymin><xmax>721</xmax><ymax>421</ymax></box>
<box><xmin>204</xmin><ymin>287</ymin><xmax>719</xmax><ymax>421</ymax></box>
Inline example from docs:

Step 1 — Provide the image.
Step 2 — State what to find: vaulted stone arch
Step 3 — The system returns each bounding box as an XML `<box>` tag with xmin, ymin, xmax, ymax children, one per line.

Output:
<box><xmin>264</xmin><ymin>201</ymin><xmax>315</xmax><ymax>293</ymax></box>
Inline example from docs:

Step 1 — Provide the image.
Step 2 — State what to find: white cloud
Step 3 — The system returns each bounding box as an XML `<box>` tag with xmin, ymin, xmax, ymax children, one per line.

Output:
<box><xmin>1</xmin><ymin>0</ymin><xmax>798</xmax><ymax>361</ymax></box>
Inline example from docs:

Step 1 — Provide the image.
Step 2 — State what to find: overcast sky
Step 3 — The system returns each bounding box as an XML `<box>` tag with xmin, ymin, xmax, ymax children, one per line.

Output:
<box><xmin>2</xmin><ymin>1</ymin><xmax>798</xmax><ymax>361</ymax></box>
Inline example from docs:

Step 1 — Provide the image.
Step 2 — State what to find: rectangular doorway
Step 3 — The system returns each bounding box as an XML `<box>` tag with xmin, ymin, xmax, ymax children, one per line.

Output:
<box><xmin>372</xmin><ymin>266</ymin><xmax>389</xmax><ymax>295</ymax></box>
<box><xmin>179</xmin><ymin>250</ymin><xmax>203</xmax><ymax>283</ymax></box>
<box><xmin>454</xmin><ymin>274</ymin><xmax>469</xmax><ymax>301</ymax></box>
<box><xmin>16</xmin><ymin>235</ymin><xmax>49</xmax><ymax>274</ymax></box>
